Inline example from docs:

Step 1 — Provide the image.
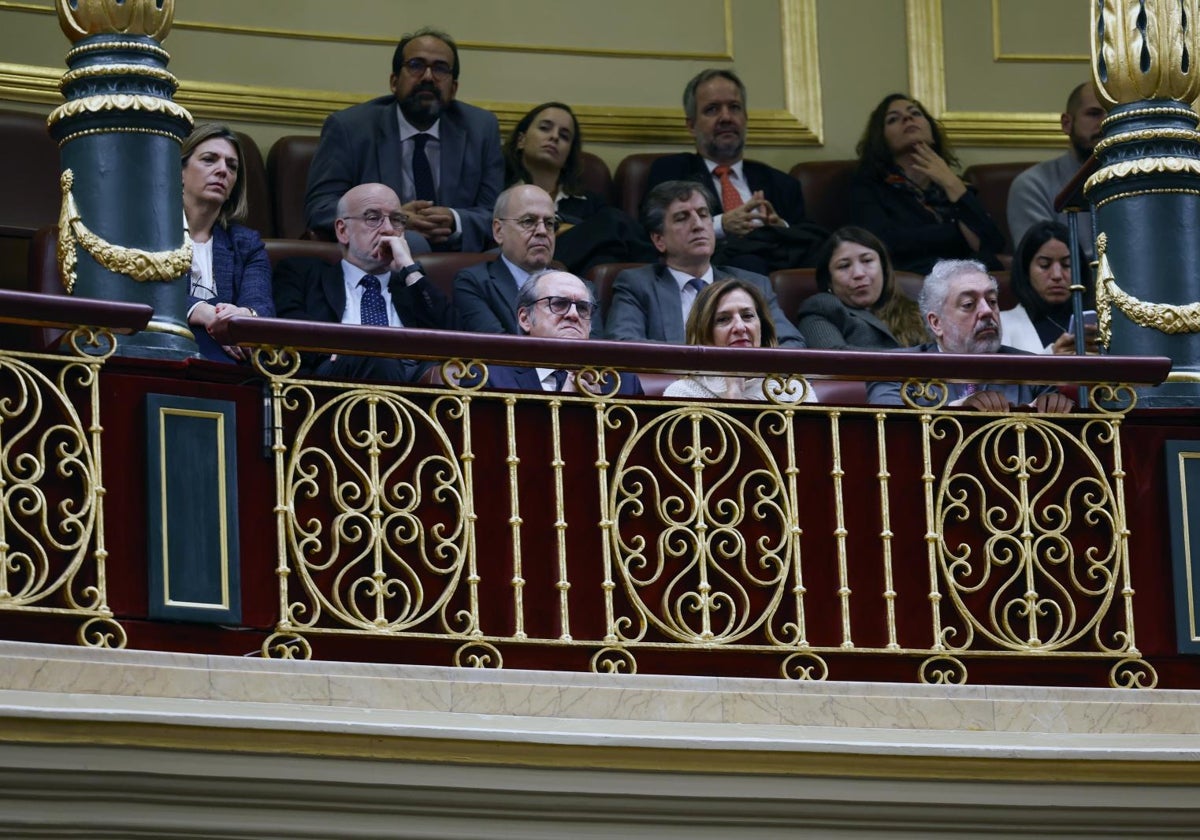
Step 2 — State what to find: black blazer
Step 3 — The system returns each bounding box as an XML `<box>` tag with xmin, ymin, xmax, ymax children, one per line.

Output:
<box><xmin>646</xmin><ymin>153</ymin><xmax>806</xmax><ymax>226</ymax></box>
<box><xmin>273</xmin><ymin>256</ymin><xmax>454</xmax><ymax>372</ymax></box>
<box><xmin>485</xmin><ymin>365</ymin><xmax>643</xmax><ymax>396</ymax></box>
<box><xmin>796</xmin><ymin>292</ymin><xmax>900</xmax><ymax>350</ymax></box>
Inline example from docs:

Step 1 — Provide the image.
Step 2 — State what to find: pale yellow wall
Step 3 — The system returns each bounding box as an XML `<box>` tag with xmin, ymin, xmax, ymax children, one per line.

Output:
<box><xmin>0</xmin><ymin>0</ymin><xmax>1094</xmax><ymax>173</ymax></box>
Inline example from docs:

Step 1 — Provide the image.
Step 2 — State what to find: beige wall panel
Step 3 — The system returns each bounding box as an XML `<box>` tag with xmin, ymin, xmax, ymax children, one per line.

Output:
<box><xmin>942</xmin><ymin>0</ymin><xmax>1090</xmax><ymax>114</ymax></box>
<box><xmin>0</xmin><ymin>0</ymin><xmax>1103</xmax><ymax>175</ymax></box>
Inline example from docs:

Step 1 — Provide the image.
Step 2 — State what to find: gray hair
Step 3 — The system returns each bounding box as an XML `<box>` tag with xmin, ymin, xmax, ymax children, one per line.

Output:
<box><xmin>682</xmin><ymin>68</ymin><xmax>747</xmax><ymax>123</ymax></box>
<box><xmin>918</xmin><ymin>259</ymin><xmax>994</xmax><ymax>324</ymax></box>
<box><xmin>640</xmin><ymin>179</ymin><xmax>718</xmax><ymax>236</ymax></box>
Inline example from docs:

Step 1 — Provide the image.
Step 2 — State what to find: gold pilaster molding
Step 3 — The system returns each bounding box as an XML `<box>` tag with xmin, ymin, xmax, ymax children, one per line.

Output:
<box><xmin>991</xmin><ymin>0</ymin><xmax>1088</xmax><ymax>62</ymax></box>
<box><xmin>906</xmin><ymin>0</ymin><xmax>1065</xmax><ymax>147</ymax></box>
<box><xmin>0</xmin><ymin>1</ymin><xmax>821</xmax><ymax>146</ymax></box>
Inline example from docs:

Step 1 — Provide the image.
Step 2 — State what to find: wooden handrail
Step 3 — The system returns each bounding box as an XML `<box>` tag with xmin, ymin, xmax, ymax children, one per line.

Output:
<box><xmin>221</xmin><ymin>316</ymin><xmax>1172</xmax><ymax>387</ymax></box>
<box><xmin>0</xmin><ymin>289</ymin><xmax>153</xmax><ymax>333</ymax></box>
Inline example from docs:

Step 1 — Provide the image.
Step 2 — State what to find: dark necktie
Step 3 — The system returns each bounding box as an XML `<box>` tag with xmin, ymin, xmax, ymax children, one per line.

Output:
<box><xmin>359</xmin><ymin>275</ymin><xmax>388</xmax><ymax>326</ymax></box>
<box><xmin>551</xmin><ymin>369</ymin><xmax>569</xmax><ymax>391</ymax></box>
<box><xmin>712</xmin><ymin>165</ymin><xmax>743</xmax><ymax>212</ymax></box>
<box><xmin>686</xmin><ymin>277</ymin><xmax>706</xmax><ymax>294</ymax></box>
<box><xmin>412</xmin><ymin>133</ymin><xmax>436</xmax><ymax>203</ymax></box>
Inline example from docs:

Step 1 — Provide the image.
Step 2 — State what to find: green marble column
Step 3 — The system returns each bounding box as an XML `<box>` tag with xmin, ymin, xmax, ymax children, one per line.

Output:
<box><xmin>48</xmin><ymin>0</ymin><xmax>195</xmax><ymax>359</ymax></box>
<box><xmin>1086</xmin><ymin>0</ymin><xmax>1200</xmax><ymax>406</ymax></box>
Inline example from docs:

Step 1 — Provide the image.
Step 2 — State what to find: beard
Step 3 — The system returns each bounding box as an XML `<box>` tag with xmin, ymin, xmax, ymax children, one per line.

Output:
<box><xmin>398</xmin><ymin>82</ymin><xmax>445</xmax><ymax>129</ymax></box>
<box><xmin>701</xmin><ymin>131</ymin><xmax>745</xmax><ymax>164</ymax></box>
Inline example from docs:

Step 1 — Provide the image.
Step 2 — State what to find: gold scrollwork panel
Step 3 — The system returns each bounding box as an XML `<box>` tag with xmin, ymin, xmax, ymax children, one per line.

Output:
<box><xmin>274</xmin><ymin>382</ymin><xmax>475</xmax><ymax>637</ymax></box>
<box><xmin>0</xmin><ymin>333</ymin><xmax>116</xmax><ymax>634</ymax></box>
<box><xmin>606</xmin><ymin>405</ymin><xmax>801</xmax><ymax>647</ymax></box>
<box><xmin>927</xmin><ymin>415</ymin><xmax>1132</xmax><ymax>655</ymax></box>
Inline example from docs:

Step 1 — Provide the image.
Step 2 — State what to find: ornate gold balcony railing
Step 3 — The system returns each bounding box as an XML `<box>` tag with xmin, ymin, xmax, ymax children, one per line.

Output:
<box><xmin>0</xmin><ymin>290</ymin><xmax>150</xmax><ymax>647</ymax></box>
<box><xmin>231</xmin><ymin>317</ymin><xmax>1170</xmax><ymax>689</ymax></box>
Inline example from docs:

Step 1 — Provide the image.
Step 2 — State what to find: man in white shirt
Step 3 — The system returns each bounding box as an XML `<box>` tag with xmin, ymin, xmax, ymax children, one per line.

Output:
<box><xmin>274</xmin><ymin>183</ymin><xmax>453</xmax><ymax>380</ymax></box>
<box><xmin>606</xmin><ymin>180</ymin><xmax>805</xmax><ymax>347</ymax></box>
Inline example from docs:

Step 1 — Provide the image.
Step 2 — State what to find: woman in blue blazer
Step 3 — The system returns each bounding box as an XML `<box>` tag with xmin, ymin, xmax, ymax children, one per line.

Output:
<box><xmin>182</xmin><ymin>123</ymin><xmax>274</xmax><ymax>362</ymax></box>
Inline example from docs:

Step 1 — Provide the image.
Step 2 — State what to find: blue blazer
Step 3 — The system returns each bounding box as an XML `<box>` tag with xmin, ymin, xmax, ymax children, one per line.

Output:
<box><xmin>484</xmin><ymin>365</ymin><xmax>643</xmax><ymax>396</ymax></box>
<box><xmin>304</xmin><ymin>95</ymin><xmax>504</xmax><ymax>251</ymax></box>
<box><xmin>190</xmin><ymin>223</ymin><xmax>274</xmax><ymax>362</ymax></box>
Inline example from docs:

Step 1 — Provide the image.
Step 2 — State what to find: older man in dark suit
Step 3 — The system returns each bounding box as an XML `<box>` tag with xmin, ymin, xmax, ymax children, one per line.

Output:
<box><xmin>483</xmin><ymin>270</ymin><xmax>642</xmax><ymax>396</ymax></box>
<box><xmin>275</xmin><ymin>183</ymin><xmax>454</xmax><ymax>381</ymax></box>
<box><xmin>305</xmin><ymin>27</ymin><xmax>503</xmax><ymax>252</ymax></box>
<box><xmin>454</xmin><ymin>184</ymin><xmax>606</xmax><ymax>337</ymax></box>
<box><xmin>867</xmin><ymin>259</ymin><xmax>1075</xmax><ymax>412</ymax></box>
<box><xmin>606</xmin><ymin>180</ymin><xmax>805</xmax><ymax>347</ymax></box>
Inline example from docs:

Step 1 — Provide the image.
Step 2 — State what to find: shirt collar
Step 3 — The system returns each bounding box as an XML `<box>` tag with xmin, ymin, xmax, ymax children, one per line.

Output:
<box><xmin>396</xmin><ymin>104</ymin><xmax>441</xmax><ymax>142</ymax></box>
<box><xmin>666</xmin><ymin>265</ymin><xmax>714</xmax><ymax>292</ymax></box>
<box><xmin>702</xmin><ymin>157</ymin><xmax>745</xmax><ymax>181</ymax></box>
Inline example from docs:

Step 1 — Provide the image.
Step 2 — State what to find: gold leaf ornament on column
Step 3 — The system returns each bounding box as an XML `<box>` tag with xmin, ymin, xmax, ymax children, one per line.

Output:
<box><xmin>1093</xmin><ymin>0</ymin><xmax>1200</xmax><ymax>107</ymax></box>
<box><xmin>57</xmin><ymin>0</ymin><xmax>174</xmax><ymax>43</ymax></box>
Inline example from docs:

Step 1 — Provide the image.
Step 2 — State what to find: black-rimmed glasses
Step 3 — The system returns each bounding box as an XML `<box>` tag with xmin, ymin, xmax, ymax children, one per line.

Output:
<box><xmin>342</xmin><ymin>211</ymin><xmax>409</xmax><ymax>229</ymax></box>
<box><xmin>497</xmin><ymin>215</ymin><xmax>561</xmax><ymax>233</ymax></box>
<box><xmin>534</xmin><ymin>296</ymin><xmax>595</xmax><ymax>320</ymax></box>
<box><xmin>402</xmin><ymin>58</ymin><xmax>453</xmax><ymax>79</ymax></box>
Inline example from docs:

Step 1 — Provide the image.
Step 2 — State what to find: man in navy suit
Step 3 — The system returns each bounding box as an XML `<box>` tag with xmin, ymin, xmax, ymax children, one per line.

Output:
<box><xmin>484</xmin><ymin>270</ymin><xmax>642</xmax><ymax>396</ymax></box>
<box><xmin>274</xmin><ymin>183</ymin><xmax>453</xmax><ymax>381</ymax></box>
<box><xmin>867</xmin><ymin>259</ymin><xmax>1075</xmax><ymax>412</ymax></box>
<box><xmin>305</xmin><ymin>27</ymin><xmax>503</xmax><ymax>251</ymax></box>
<box><xmin>647</xmin><ymin>69</ymin><xmax>805</xmax><ymax>240</ymax></box>
<box><xmin>454</xmin><ymin>184</ymin><xmax>605</xmax><ymax>337</ymax></box>
<box><xmin>606</xmin><ymin>180</ymin><xmax>805</xmax><ymax>347</ymax></box>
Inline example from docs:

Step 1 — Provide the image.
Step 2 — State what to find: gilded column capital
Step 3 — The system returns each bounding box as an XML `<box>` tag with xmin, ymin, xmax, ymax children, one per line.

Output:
<box><xmin>57</xmin><ymin>0</ymin><xmax>174</xmax><ymax>43</ymax></box>
<box><xmin>1092</xmin><ymin>0</ymin><xmax>1200</xmax><ymax>106</ymax></box>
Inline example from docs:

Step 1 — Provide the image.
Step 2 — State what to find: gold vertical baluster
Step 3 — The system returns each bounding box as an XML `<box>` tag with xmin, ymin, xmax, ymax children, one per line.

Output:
<box><xmin>782</xmin><ymin>404</ymin><xmax>806</xmax><ymax>647</ymax></box>
<box><xmin>876</xmin><ymin>412</ymin><xmax>899</xmax><ymax>650</ymax></box>
<box><xmin>829</xmin><ymin>411</ymin><xmax>853</xmax><ymax>648</ymax></box>
<box><xmin>550</xmin><ymin>399</ymin><xmax>572</xmax><ymax>641</ymax></box>
<box><xmin>922</xmin><ymin>412</ymin><xmax>945</xmax><ymax>651</ymax></box>
<box><xmin>502</xmin><ymin>396</ymin><xmax>525</xmax><ymax>639</ymax></box>
<box><xmin>1110</xmin><ymin>415</ymin><xmax>1138</xmax><ymax>656</ymax></box>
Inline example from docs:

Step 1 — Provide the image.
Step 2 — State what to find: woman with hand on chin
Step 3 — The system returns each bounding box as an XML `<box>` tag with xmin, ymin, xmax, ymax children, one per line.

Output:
<box><xmin>850</xmin><ymin>94</ymin><xmax>1004</xmax><ymax>275</ymax></box>
<box><xmin>664</xmin><ymin>278</ymin><xmax>815</xmax><ymax>402</ymax></box>
<box><xmin>182</xmin><ymin>123</ymin><xmax>273</xmax><ymax>362</ymax></box>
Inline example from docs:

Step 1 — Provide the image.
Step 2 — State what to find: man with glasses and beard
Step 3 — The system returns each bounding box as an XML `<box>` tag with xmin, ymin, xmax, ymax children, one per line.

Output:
<box><xmin>305</xmin><ymin>27</ymin><xmax>503</xmax><ymax>252</ymax></box>
<box><xmin>275</xmin><ymin>183</ymin><xmax>454</xmax><ymax>382</ymax></box>
<box><xmin>867</xmin><ymin>259</ymin><xmax>1074</xmax><ymax>412</ymax></box>
<box><xmin>478</xmin><ymin>269</ymin><xmax>642</xmax><ymax>395</ymax></box>
<box><xmin>454</xmin><ymin>184</ymin><xmax>607</xmax><ymax>337</ymax></box>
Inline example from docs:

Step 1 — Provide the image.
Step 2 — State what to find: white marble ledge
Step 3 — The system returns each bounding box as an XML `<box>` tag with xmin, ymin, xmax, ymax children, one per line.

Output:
<box><xmin>3</xmin><ymin>640</ymin><xmax>1200</xmax><ymax>745</ymax></box>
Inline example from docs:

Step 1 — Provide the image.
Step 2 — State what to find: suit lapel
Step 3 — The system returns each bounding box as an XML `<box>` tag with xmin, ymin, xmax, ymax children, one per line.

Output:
<box><xmin>321</xmin><ymin>262</ymin><xmax>349</xmax><ymax>323</ymax></box>
<box><xmin>655</xmin><ymin>264</ymin><xmax>687</xmax><ymax>342</ymax></box>
<box><xmin>438</xmin><ymin>106</ymin><xmax>467</xmax><ymax>207</ymax></box>
<box><xmin>489</xmin><ymin>259</ymin><xmax>519</xmax><ymax>331</ymax></box>
<box><xmin>513</xmin><ymin>367</ymin><xmax>542</xmax><ymax>390</ymax></box>
<box><xmin>375</xmin><ymin>102</ymin><xmax>405</xmax><ymax>199</ymax></box>
<box><xmin>210</xmin><ymin>225</ymin><xmax>234</xmax><ymax>303</ymax></box>
<box><xmin>850</xmin><ymin>307</ymin><xmax>897</xmax><ymax>343</ymax></box>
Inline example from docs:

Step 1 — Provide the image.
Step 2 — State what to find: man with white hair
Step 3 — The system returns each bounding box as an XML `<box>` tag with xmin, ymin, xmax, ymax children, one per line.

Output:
<box><xmin>867</xmin><ymin>259</ymin><xmax>1074</xmax><ymax>412</ymax></box>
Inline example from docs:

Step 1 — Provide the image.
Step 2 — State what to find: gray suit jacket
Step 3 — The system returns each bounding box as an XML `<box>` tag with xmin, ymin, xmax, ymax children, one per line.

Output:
<box><xmin>866</xmin><ymin>343</ymin><xmax>1058</xmax><ymax>406</ymax></box>
<box><xmin>606</xmin><ymin>263</ymin><xmax>805</xmax><ymax>347</ymax></box>
<box><xmin>797</xmin><ymin>292</ymin><xmax>900</xmax><ymax>350</ymax></box>
<box><xmin>304</xmin><ymin>95</ymin><xmax>504</xmax><ymax>251</ymax></box>
<box><xmin>454</xmin><ymin>258</ymin><xmax>606</xmax><ymax>338</ymax></box>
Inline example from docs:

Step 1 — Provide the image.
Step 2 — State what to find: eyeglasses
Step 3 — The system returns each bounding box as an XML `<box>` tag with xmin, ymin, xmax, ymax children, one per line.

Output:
<box><xmin>497</xmin><ymin>215</ymin><xmax>561</xmax><ymax>233</ymax></box>
<box><xmin>342</xmin><ymin>211</ymin><xmax>409</xmax><ymax>229</ymax></box>
<box><xmin>534</xmin><ymin>296</ymin><xmax>595</xmax><ymax>320</ymax></box>
<box><xmin>402</xmin><ymin>58</ymin><xmax>453</xmax><ymax>79</ymax></box>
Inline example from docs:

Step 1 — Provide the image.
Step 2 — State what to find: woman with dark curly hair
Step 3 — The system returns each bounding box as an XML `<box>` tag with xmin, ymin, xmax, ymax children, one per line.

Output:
<box><xmin>1001</xmin><ymin>220</ymin><xmax>1098</xmax><ymax>354</ymax></box>
<box><xmin>850</xmin><ymin>93</ymin><xmax>1004</xmax><ymax>275</ymax></box>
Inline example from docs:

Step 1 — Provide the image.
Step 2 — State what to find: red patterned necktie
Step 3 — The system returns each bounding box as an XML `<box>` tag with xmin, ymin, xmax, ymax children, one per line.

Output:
<box><xmin>712</xmin><ymin>164</ymin><xmax>743</xmax><ymax>213</ymax></box>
